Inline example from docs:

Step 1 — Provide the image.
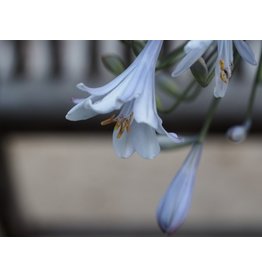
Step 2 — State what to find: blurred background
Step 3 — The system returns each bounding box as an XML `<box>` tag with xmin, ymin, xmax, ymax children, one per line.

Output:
<box><xmin>0</xmin><ymin>40</ymin><xmax>262</xmax><ymax>237</ymax></box>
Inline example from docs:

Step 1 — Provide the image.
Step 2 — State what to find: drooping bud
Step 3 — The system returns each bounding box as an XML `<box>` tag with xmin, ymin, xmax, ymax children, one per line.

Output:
<box><xmin>190</xmin><ymin>57</ymin><xmax>209</xmax><ymax>87</ymax></box>
<box><xmin>157</xmin><ymin>143</ymin><xmax>203</xmax><ymax>234</ymax></box>
<box><xmin>226</xmin><ymin>120</ymin><xmax>251</xmax><ymax>143</ymax></box>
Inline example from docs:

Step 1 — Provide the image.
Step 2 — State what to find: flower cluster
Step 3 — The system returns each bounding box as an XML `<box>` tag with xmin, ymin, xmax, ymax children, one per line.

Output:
<box><xmin>172</xmin><ymin>40</ymin><xmax>257</xmax><ymax>97</ymax></box>
<box><xmin>66</xmin><ymin>40</ymin><xmax>258</xmax><ymax>235</ymax></box>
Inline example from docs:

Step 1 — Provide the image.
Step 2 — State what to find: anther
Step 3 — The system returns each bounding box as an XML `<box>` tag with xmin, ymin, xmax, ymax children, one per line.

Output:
<box><xmin>101</xmin><ymin>113</ymin><xmax>134</xmax><ymax>139</ymax></box>
<box><xmin>219</xmin><ymin>59</ymin><xmax>230</xmax><ymax>84</ymax></box>
<box><xmin>219</xmin><ymin>60</ymin><xmax>225</xmax><ymax>70</ymax></box>
<box><xmin>100</xmin><ymin>114</ymin><xmax>116</xmax><ymax>126</ymax></box>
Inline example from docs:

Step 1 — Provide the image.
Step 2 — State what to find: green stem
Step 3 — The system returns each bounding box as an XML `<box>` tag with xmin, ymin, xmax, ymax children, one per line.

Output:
<box><xmin>158</xmin><ymin>80</ymin><xmax>197</xmax><ymax>114</ymax></box>
<box><xmin>245</xmin><ymin>43</ymin><xmax>262</xmax><ymax>120</ymax></box>
<box><xmin>198</xmin><ymin>97</ymin><xmax>221</xmax><ymax>143</ymax></box>
<box><xmin>185</xmin><ymin>85</ymin><xmax>202</xmax><ymax>101</ymax></box>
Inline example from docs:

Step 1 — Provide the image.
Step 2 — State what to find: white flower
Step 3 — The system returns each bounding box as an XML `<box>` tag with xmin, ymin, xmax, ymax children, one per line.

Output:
<box><xmin>172</xmin><ymin>40</ymin><xmax>257</xmax><ymax>98</ymax></box>
<box><xmin>227</xmin><ymin>120</ymin><xmax>251</xmax><ymax>143</ymax></box>
<box><xmin>66</xmin><ymin>40</ymin><xmax>181</xmax><ymax>159</ymax></box>
<box><xmin>156</xmin><ymin>143</ymin><xmax>203</xmax><ymax>234</ymax></box>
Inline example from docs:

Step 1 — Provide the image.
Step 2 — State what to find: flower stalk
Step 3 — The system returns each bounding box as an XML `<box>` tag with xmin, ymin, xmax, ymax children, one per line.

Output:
<box><xmin>198</xmin><ymin>97</ymin><xmax>221</xmax><ymax>143</ymax></box>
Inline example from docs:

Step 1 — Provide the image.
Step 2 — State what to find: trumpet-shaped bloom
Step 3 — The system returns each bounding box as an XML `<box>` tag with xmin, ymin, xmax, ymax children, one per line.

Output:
<box><xmin>66</xmin><ymin>40</ymin><xmax>180</xmax><ymax>159</ymax></box>
<box><xmin>172</xmin><ymin>40</ymin><xmax>257</xmax><ymax>98</ymax></box>
<box><xmin>157</xmin><ymin>143</ymin><xmax>203</xmax><ymax>234</ymax></box>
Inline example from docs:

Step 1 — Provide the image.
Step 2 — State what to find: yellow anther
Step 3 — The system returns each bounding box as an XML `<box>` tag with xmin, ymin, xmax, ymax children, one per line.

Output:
<box><xmin>100</xmin><ymin>114</ymin><xmax>116</xmax><ymax>126</ymax></box>
<box><xmin>219</xmin><ymin>59</ymin><xmax>230</xmax><ymax>84</ymax></box>
<box><xmin>220</xmin><ymin>71</ymin><xmax>228</xmax><ymax>83</ymax></box>
<box><xmin>219</xmin><ymin>59</ymin><xmax>225</xmax><ymax>70</ymax></box>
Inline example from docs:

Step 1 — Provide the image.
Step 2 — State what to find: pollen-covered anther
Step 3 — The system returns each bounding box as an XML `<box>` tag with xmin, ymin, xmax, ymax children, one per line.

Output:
<box><xmin>100</xmin><ymin>114</ymin><xmax>117</xmax><ymax>126</ymax></box>
<box><xmin>219</xmin><ymin>59</ymin><xmax>230</xmax><ymax>84</ymax></box>
<box><xmin>219</xmin><ymin>59</ymin><xmax>225</xmax><ymax>70</ymax></box>
<box><xmin>220</xmin><ymin>71</ymin><xmax>228</xmax><ymax>83</ymax></box>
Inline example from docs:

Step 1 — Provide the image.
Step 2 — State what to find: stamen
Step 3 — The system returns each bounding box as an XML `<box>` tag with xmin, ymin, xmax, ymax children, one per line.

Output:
<box><xmin>219</xmin><ymin>60</ymin><xmax>225</xmax><ymax>70</ymax></box>
<box><xmin>219</xmin><ymin>59</ymin><xmax>230</xmax><ymax>84</ymax></box>
<box><xmin>114</xmin><ymin>120</ymin><xmax>121</xmax><ymax>130</ymax></box>
<box><xmin>101</xmin><ymin>113</ymin><xmax>134</xmax><ymax>139</ymax></box>
<box><xmin>220</xmin><ymin>71</ymin><xmax>228</xmax><ymax>83</ymax></box>
<box><xmin>100</xmin><ymin>114</ymin><xmax>116</xmax><ymax>126</ymax></box>
<box><xmin>126</xmin><ymin>113</ymin><xmax>134</xmax><ymax>132</ymax></box>
<box><xmin>117</xmin><ymin>124</ymin><xmax>125</xmax><ymax>139</ymax></box>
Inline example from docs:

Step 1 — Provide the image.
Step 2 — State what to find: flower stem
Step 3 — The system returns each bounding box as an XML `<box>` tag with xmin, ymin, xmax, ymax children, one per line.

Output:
<box><xmin>158</xmin><ymin>80</ymin><xmax>198</xmax><ymax>114</ymax></box>
<box><xmin>198</xmin><ymin>97</ymin><xmax>221</xmax><ymax>143</ymax></box>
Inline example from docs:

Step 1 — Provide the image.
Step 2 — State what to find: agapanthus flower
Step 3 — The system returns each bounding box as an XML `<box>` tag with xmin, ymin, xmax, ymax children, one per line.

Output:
<box><xmin>172</xmin><ymin>40</ymin><xmax>257</xmax><ymax>98</ymax></box>
<box><xmin>66</xmin><ymin>40</ymin><xmax>180</xmax><ymax>159</ymax></box>
<box><xmin>157</xmin><ymin>143</ymin><xmax>203</xmax><ymax>234</ymax></box>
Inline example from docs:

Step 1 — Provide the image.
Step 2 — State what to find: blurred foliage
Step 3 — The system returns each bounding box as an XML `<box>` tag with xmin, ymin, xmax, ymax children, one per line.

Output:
<box><xmin>102</xmin><ymin>55</ymin><xmax>126</xmax><ymax>75</ymax></box>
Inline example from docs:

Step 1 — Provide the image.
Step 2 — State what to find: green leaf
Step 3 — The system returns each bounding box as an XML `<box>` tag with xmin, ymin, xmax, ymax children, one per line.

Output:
<box><xmin>102</xmin><ymin>55</ymin><xmax>126</xmax><ymax>75</ymax></box>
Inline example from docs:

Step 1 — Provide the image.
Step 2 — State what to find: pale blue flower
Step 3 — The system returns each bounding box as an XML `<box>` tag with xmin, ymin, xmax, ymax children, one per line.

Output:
<box><xmin>172</xmin><ymin>40</ymin><xmax>257</xmax><ymax>98</ymax></box>
<box><xmin>66</xmin><ymin>40</ymin><xmax>180</xmax><ymax>159</ymax></box>
<box><xmin>157</xmin><ymin>143</ymin><xmax>203</xmax><ymax>234</ymax></box>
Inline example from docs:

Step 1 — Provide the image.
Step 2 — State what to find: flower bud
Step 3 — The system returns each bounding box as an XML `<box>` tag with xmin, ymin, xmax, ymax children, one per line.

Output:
<box><xmin>157</xmin><ymin>143</ymin><xmax>203</xmax><ymax>234</ymax></box>
<box><xmin>226</xmin><ymin>120</ymin><xmax>251</xmax><ymax>143</ymax></box>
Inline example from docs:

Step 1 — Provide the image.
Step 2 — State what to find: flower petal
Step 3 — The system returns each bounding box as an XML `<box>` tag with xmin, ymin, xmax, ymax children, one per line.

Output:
<box><xmin>156</xmin><ymin>116</ymin><xmax>182</xmax><ymax>143</ymax></box>
<box><xmin>66</xmin><ymin>98</ymin><xmax>98</xmax><ymax>121</ymax></box>
<box><xmin>184</xmin><ymin>40</ymin><xmax>212</xmax><ymax>53</ymax></box>
<box><xmin>118</xmin><ymin>41</ymin><xmax>163</xmax><ymax>103</ymax></box>
<box><xmin>117</xmin><ymin>65</ymin><xmax>147</xmax><ymax>102</ymax></box>
<box><xmin>172</xmin><ymin>40</ymin><xmax>212</xmax><ymax>77</ymax></box>
<box><xmin>112</xmin><ymin>128</ymin><xmax>135</xmax><ymax>159</ymax></box>
<box><xmin>213</xmin><ymin>41</ymin><xmax>233</xmax><ymax>98</ymax></box>
<box><xmin>88</xmin><ymin>73</ymin><xmax>135</xmax><ymax>113</ymax></box>
<box><xmin>76</xmin><ymin>63</ymin><xmax>137</xmax><ymax>96</ymax></box>
<box><xmin>130</xmin><ymin>121</ymin><xmax>160</xmax><ymax>159</ymax></box>
<box><xmin>234</xmin><ymin>41</ymin><xmax>257</xmax><ymax>65</ymax></box>
<box><xmin>76</xmin><ymin>41</ymin><xmax>162</xmax><ymax>98</ymax></box>
<box><xmin>133</xmin><ymin>72</ymin><xmax>159</xmax><ymax>129</ymax></box>
<box><xmin>213</xmin><ymin>71</ymin><xmax>228</xmax><ymax>98</ymax></box>
<box><xmin>72</xmin><ymin>97</ymin><xmax>84</xmax><ymax>104</ymax></box>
